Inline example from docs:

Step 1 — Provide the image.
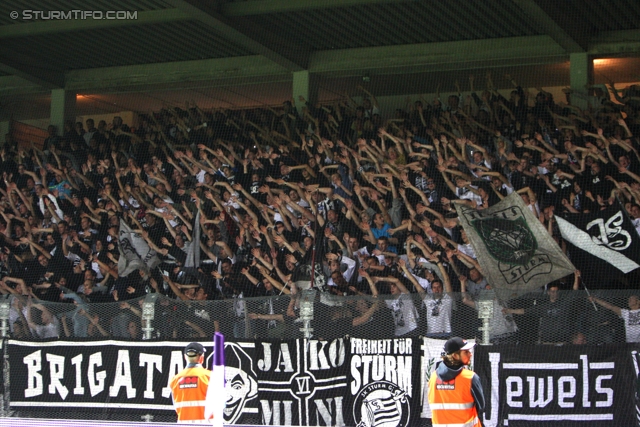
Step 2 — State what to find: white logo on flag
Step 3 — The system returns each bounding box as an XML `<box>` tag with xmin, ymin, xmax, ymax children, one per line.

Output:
<box><xmin>587</xmin><ymin>211</ymin><xmax>631</xmax><ymax>251</ymax></box>
<box><xmin>354</xmin><ymin>381</ymin><xmax>410</xmax><ymax>427</ymax></box>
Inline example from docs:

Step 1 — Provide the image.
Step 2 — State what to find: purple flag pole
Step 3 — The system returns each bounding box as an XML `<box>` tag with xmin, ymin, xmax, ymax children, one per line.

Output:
<box><xmin>204</xmin><ymin>332</ymin><xmax>226</xmax><ymax>426</ymax></box>
<box><xmin>214</xmin><ymin>332</ymin><xmax>225</xmax><ymax>366</ymax></box>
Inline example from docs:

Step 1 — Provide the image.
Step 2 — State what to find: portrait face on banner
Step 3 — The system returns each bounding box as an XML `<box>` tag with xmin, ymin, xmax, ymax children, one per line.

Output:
<box><xmin>222</xmin><ymin>342</ymin><xmax>258</xmax><ymax>424</ymax></box>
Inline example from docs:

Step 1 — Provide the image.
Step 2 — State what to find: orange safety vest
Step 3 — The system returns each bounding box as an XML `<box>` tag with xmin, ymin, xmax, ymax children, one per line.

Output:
<box><xmin>170</xmin><ymin>365</ymin><xmax>211</xmax><ymax>423</ymax></box>
<box><xmin>428</xmin><ymin>368</ymin><xmax>480</xmax><ymax>427</ymax></box>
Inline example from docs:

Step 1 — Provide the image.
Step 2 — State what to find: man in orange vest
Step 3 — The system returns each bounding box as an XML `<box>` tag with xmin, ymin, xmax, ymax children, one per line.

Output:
<box><xmin>428</xmin><ymin>337</ymin><xmax>485</xmax><ymax>427</ymax></box>
<box><xmin>170</xmin><ymin>342</ymin><xmax>211</xmax><ymax>424</ymax></box>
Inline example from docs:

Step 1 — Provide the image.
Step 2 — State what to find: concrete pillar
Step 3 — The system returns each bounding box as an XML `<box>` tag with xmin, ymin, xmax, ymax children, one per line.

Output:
<box><xmin>50</xmin><ymin>88</ymin><xmax>76</xmax><ymax>138</ymax></box>
<box><xmin>569</xmin><ymin>53</ymin><xmax>593</xmax><ymax>110</ymax></box>
<box><xmin>293</xmin><ymin>70</ymin><xmax>318</xmax><ymax>115</ymax></box>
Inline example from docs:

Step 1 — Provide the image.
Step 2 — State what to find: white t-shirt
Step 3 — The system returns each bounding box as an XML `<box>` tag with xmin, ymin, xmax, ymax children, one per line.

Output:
<box><xmin>223</xmin><ymin>192</ymin><xmax>242</xmax><ymax>210</ymax></box>
<box><xmin>354</xmin><ymin>246</ymin><xmax>384</xmax><ymax>265</ymax></box>
<box><xmin>233</xmin><ymin>292</ymin><xmax>245</xmax><ymax>317</ymax></box>
<box><xmin>91</xmin><ymin>260</ymin><xmax>104</xmax><ymax>279</ymax></box>
<box><xmin>122</xmin><ymin>196</ymin><xmax>140</xmax><ymax>209</ymax></box>
<box><xmin>155</xmin><ymin>207</ymin><xmax>179</xmax><ymax>228</ymax></box>
<box><xmin>457</xmin><ymin>243</ymin><xmax>476</xmax><ymax>259</ymax></box>
<box><xmin>363</xmin><ymin>105</ymin><xmax>380</xmax><ymax>119</ymax></box>
<box><xmin>620</xmin><ymin>308</ymin><xmax>640</xmax><ymax>343</ymax></box>
<box><xmin>499</xmin><ymin>183</ymin><xmax>514</xmax><ymax>195</ymax></box>
<box><xmin>385</xmin><ymin>294</ymin><xmax>419</xmax><ymax>337</ymax></box>
<box><xmin>326</xmin><ymin>256</ymin><xmax>357</xmax><ymax>288</ymax></box>
<box><xmin>32</xmin><ymin>317</ymin><xmax>60</xmax><ymax>339</ymax></box>
<box><xmin>423</xmin><ymin>294</ymin><xmax>452</xmax><ymax>335</ymax></box>
<box><xmin>488</xmin><ymin>301</ymin><xmax>518</xmax><ymax>338</ymax></box>
<box><xmin>10</xmin><ymin>306</ymin><xmax>22</xmax><ymax>333</ymax></box>
<box><xmin>404</xmin><ymin>272</ymin><xmax>430</xmax><ymax>292</ymax></box>
<box><xmin>457</xmin><ymin>186</ymin><xmax>482</xmax><ymax>204</ymax></box>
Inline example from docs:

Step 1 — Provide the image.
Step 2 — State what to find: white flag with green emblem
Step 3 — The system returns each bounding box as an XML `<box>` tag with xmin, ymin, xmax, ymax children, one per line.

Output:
<box><xmin>457</xmin><ymin>192</ymin><xmax>575</xmax><ymax>300</ymax></box>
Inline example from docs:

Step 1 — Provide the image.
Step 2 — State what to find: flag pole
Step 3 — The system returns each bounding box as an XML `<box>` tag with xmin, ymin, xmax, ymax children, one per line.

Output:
<box><xmin>204</xmin><ymin>332</ymin><xmax>226</xmax><ymax>426</ymax></box>
<box><xmin>583</xmin><ymin>284</ymin><xmax>598</xmax><ymax>311</ymax></box>
<box><xmin>309</xmin><ymin>187</ymin><xmax>320</xmax><ymax>289</ymax></box>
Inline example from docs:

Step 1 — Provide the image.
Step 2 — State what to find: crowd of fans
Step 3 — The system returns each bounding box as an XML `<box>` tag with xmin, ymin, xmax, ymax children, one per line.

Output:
<box><xmin>0</xmin><ymin>73</ymin><xmax>639</xmax><ymax>345</ymax></box>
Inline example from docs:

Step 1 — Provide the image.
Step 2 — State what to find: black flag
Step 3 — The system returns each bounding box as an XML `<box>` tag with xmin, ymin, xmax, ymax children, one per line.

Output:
<box><xmin>556</xmin><ymin>203</ymin><xmax>640</xmax><ymax>285</ymax></box>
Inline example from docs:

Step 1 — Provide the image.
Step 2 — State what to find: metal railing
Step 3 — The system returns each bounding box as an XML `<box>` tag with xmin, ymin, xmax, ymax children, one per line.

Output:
<box><xmin>1</xmin><ymin>289</ymin><xmax>634</xmax><ymax>345</ymax></box>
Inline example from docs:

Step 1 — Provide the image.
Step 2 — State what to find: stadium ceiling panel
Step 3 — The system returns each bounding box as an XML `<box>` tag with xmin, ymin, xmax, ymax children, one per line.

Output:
<box><xmin>0</xmin><ymin>0</ymin><xmax>638</xmax><ymax>114</ymax></box>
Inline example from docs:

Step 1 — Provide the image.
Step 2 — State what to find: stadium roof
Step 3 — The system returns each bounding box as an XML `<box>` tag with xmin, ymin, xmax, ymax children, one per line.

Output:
<box><xmin>0</xmin><ymin>0</ymin><xmax>639</xmax><ymax>117</ymax></box>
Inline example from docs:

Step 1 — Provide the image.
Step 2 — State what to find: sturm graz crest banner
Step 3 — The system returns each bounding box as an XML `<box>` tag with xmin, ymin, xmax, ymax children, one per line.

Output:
<box><xmin>556</xmin><ymin>202</ymin><xmax>640</xmax><ymax>286</ymax></box>
<box><xmin>474</xmin><ymin>344</ymin><xmax>640</xmax><ymax>427</ymax></box>
<box><xmin>457</xmin><ymin>192</ymin><xmax>575</xmax><ymax>300</ymax></box>
<box><xmin>346</xmin><ymin>337</ymin><xmax>421</xmax><ymax>427</ymax></box>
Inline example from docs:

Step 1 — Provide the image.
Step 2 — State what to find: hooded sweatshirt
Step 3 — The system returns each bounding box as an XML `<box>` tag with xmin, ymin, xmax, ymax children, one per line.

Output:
<box><xmin>434</xmin><ymin>359</ymin><xmax>485</xmax><ymax>414</ymax></box>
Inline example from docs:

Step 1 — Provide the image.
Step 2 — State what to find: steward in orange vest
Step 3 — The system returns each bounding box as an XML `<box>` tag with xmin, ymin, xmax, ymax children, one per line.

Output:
<box><xmin>170</xmin><ymin>342</ymin><xmax>211</xmax><ymax>424</ymax></box>
<box><xmin>428</xmin><ymin>337</ymin><xmax>484</xmax><ymax>427</ymax></box>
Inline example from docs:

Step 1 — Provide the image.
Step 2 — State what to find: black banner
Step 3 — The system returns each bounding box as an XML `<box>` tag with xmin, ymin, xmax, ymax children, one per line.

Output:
<box><xmin>9</xmin><ymin>339</ymin><xmax>640</xmax><ymax>426</ymax></box>
<box><xmin>8</xmin><ymin>340</ymin><xmax>261</xmax><ymax>424</ymax></box>
<box><xmin>254</xmin><ymin>338</ymin><xmax>348</xmax><ymax>426</ymax></box>
<box><xmin>8</xmin><ymin>338</ymin><xmax>348</xmax><ymax>426</ymax></box>
<box><xmin>345</xmin><ymin>337</ymin><xmax>422</xmax><ymax>427</ymax></box>
<box><xmin>475</xmin><ymin>344</ymin><xmax>640</xmax><ymax>427</ymax></box>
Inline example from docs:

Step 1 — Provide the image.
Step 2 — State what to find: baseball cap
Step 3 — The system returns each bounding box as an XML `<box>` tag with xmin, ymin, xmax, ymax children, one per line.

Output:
<box><xmin>444</xmin><ymin>337</ymin><xmax>475</xmax><ymax>355</ymax></box>
<box><xmin>184</xmin><ymin>342</ymin><xmax>206</xmax><ymax>356</ymax></box>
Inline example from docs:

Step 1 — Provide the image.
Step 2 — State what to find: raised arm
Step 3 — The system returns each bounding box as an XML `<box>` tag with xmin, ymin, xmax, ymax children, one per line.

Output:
<box><xmin>398</xmin><ymin>259</ymin><xmax>426</xmax><ymax>299</ymax></box>
<box><xmin>589</xmin><ymin>296</ymin><xmax>622</xmax><ymax>316</ymax></box>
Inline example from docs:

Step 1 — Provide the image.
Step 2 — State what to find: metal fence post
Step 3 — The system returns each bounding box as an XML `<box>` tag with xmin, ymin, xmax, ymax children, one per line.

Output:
<box><xmin>141</xmin><ymin>294</ymin><xmax>157</xmax><ymax>340</ymax></box>
<box><xmin>0</xmin><ymin>301</ymin><xmax>10</xmax><ymax>339</ymax></box>
<box><xmin>477</xmin><ymin>299</ymin><xmax>493</xmax><ymax>345</ymax></box>
<box><xmin>0</xmin><ymin>299</ymin><xmax>10</xmax><ymax>418</ymax></box>
<box><xmin>299</xmin><ymin>289</ymin><xmax>316</xmax><ymax>339</ymax></box>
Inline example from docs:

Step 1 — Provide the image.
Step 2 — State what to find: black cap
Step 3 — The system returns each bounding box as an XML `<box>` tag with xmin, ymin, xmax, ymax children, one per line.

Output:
<box><xmin>184</xmin><ymin>342</ymin><xmax>205</xmax><ymax>356</ymax></box>
<box><xmin>444</xmin><ymin>337</ymin><xmax>475</xmax><ymax>355</ymax></box>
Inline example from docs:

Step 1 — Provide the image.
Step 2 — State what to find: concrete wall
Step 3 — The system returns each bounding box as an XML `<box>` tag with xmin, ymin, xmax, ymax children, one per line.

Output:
<box><xmin>76</xmin><ymin>111</ymin><xmax>139</xmax><ymax>131</ymax></box>
<box><xmin>349</xmin><ymin>85</ymin><xmax>609</xmax><ymax>120</ymax></box>
<box><xmin>0</xmin><ymin>121</ymin><xmax>9</xmax><ymax>145</ymax></box>
<box><xmin>1</xmin><ymin>111</ymin><xmax>139</xmax><ymax>144</ymax></box>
